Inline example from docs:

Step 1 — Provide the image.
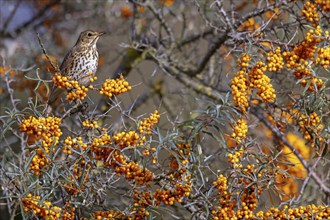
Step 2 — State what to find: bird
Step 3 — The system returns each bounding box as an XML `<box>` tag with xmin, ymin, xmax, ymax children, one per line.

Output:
<box><xmin>46</xmin><ymin>30</ymin><xmax>105</xmax><ymax>113</ymax></box>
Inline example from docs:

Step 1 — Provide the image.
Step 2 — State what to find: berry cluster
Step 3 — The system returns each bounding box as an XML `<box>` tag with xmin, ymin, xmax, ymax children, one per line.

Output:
<box><xmin>61</xmin><ymin>203</ymin><xmax>75</xmax><ymax>220</ymax></box>
<box><xmin>19</xmin><ymin>116</ymin><xmax>62</xmax><ymax>148</ymax></box>
<box><xmin>63</xmin><ymin>136</ymin><xmax>88</xmax><ymax>155</ymax></box>
<box><xmin>236</xmin><ymin>189</ymin><xmax>261</xmax><ymax>219</ymax></box>
<box><xmin>232</xmin><ymin>53</ymin><xmax>276</xmax><ymax>114</ymax></box>
<box><xmin>90</xmin><ymin>133</ymin><xmax>112</xmax><ymax>161</ymax></box>
<box><xmin>153</xmin><ymin>182</ymin><xmax>191</xmax><ymax>205</ymax></box>
<box><xmin>227</xmin><ymin>148</ymin><xmax>244</xmax><ymax>169</ymax></box>
<box><xmin>231</xmin><ymin>118</ymin><xmax>248</xmax><ymax>143</ymax></box>
<box><xmin>302</xmin><ymin>1</ymin><xmax>319</xmax><ymax>25</ymax></box>
<box><xmin>266</xmin><ymin>47</ymin><xmax>284</xmax><ymax>71</ymax></box>
<box><xmin>298</xmin><ymin>112</ymin><xmax>323</xmax><ymax>147</ymax></box>
<box><xmin>239</xmin><ymin>18</ymin><xmax>260</xmax><ymax>31</ymax></box>
<box><xmin>284</xmin><ymin>26</ymin><xmax>323</xmax><ymax>65</ymax></box>
<box><xmin>213</xmin><ymin>174</ymin><xmax>227</xmax><ymax>194</ymax></box>
<box><xmin>89</xmin><ymin>112</ymin><xmax>160</xmax><ymax>186</ymax></box>
<box><xmin>315</xmin><ymin>0</ymin><xmax>330</xmax><ymax>12</ymax></box>
<box><xmin>133</xmin><ymin>182</ymin><xmax>191</xmax><ymax>208</ymax></box>
<box><xmin>231</xmin><ymin>54</ymin><xmax>251</xmax><ymax>113</ymax></box>
<box><xmin>158</xmin><ymin>143</ymin><xmax>192</xmax><ymax>204</ymax></box>
<box><xmin>19</xmin><ymin>116</ymin><xmax>62</xmax><ymax>175</ymax></box>
<box><xmin>138</xmin><ymin>110</ymin><xmax>160</xmax><ymax>135</ymax></box>
<box><xmin>212</xmin><ymin>175</ymin><xmax>236</xmax><ymax>219</ymax></box>
<box><xmin>283</xmin><ymin>26</ymin><xmax>326</xmax><ymax>92</ymax></box>
<box><xmin>160</xmin><ymin>0</ymin><xmax>175</xmax><ymax>7</ymax></box>
<box><xmin>0</xmin><ymin>65</ymin><xmax>15</xmax><ymax>76</ymax></box>
<box><xmin>114</xmin><ymin>160</ymin><xmax>154</xmax><ymax>185</ymax></box>
<box><xmin>82</xmin><ymin>119</ymin><xmax>99</xmax><ymax>129</ymax></box>
<box><xmin>248</xmin><ymin>61</ymin><xmax>276</xmax><ymax>103</ymax></box>
<box><xmin>22</xmin><ymin>194</ymin><xmax>62</xmax><ymax>220</ymax></box>
<box><xmin>212</xmin><ymin>166</ymin><xmax>268</xmax><ymax>219</ymax></box>
<box><xmin>63</xmin><ymin>159</ymin><xmax>91</xmax><ymax>195</ymax></box>
<box><xmin>30</xmin><ymin>152</ymin><xmax>50</xmax><ymax>176</ymax></box>
<box><xmin>316</xmin><ymin>47</ymin><xmax>330</xmax><ymax>68</ymax></box>
<box><xmin>113</xmin><ymin>131</ymin><xmax>142</xmax><ymax>149</ymax></box>
<box><xmin>256</xmin><ymin>205</ymin><xmax>330</xmax><ymax>219</ymax></box>
<box><xmin>52</xmin><ymin>73</ymin><xmax>89</xmax><ymax>101</ymax></box>
<box><xmin>100</xmin><ymin>75</ymin><xmax>132</xmax><ymax>98</ymax></box>
<box><xmin>128</xmin><ymin>143</ymin><xmax>192</xmax><ymax>218</ymax></box>
<box><xmin>93</xmin><ymin>210</ymin><xmax>125</xmax><ymax>220</ymax></box>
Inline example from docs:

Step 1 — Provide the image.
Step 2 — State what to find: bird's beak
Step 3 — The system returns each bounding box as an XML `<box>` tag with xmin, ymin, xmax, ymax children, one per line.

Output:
<box><xmin>97</xmin><ymin>32</ymin><xmax>106</xmax><ymax>36</ymax></box>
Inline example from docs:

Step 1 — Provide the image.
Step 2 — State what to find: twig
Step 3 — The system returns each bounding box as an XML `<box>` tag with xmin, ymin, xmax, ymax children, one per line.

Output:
<box><xmin>178</xmin><ymin>28</ymin><xmax>213</xmax><ymax>48</ymax></box>
<box><xmin>233</xmin><ymin>0</ymin><xmax>286</xmax><ymax>29</ymax></box>
<box><xmin>250</xmin><ymin>106</ymin><xmax>330</xmax><ymax>195</ymax></box>
<box><xmin>36</xmin><ymin>32</ymin><xmax>59</xmax><ymax>72</ymax></box>
<box><xmin>192</xmin><ymin>32</ymin><xmax>228</xmax><ymax>76</ymax></box>
<box><xmin>295</xmin><ymin>155</ymin><xmax>322</xmax><ymax>202</ymax></box>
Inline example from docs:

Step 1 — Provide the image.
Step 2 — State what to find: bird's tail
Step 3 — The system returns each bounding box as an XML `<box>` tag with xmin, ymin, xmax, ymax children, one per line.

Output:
<box><xmin>44</xmin><ymin>86</ymin><xmax>65</xmax><ymax>115</ymax></box>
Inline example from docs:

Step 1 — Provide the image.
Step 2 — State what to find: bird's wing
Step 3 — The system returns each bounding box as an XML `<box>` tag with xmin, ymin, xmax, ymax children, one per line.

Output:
<box><xmin>59</xmin><ymin>45</ymin><xmax>79</xmax><ymax>74</ymax></box>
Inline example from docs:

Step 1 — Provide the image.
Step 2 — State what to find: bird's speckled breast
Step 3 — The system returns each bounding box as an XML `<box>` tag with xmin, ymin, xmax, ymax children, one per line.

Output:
<box><xmin>66</xmin><ymin>46</ymin><xmax>99</xmax><ymax>85</ymax></box>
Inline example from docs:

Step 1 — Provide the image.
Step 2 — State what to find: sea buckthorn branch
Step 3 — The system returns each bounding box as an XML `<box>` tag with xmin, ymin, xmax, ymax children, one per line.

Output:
<box><xmin>141</xmin><ymin>1</ymin><xmax>175</xmax><ymax>46</ymax></box>
<box><xmin>60</xmin><ymin>101</ymin><xmax>88</xmax><ymax>120</ymax></box>
<box><xmin>37</xmin><ymin>33</ymin><xmax>60</xmax><ymax>72</ymax></box>
<box><xmin>211</xmin><ymin>143</ymin><xmax>329</xmax><ymax>219</ymax></box>
<box><xmin>257</xmin><ymin>204</ymin><xmax>330</xmax><ymax>219</ymax></box>
<box><xmin>157</xmin><ymin>143</ymin><xmax>192</xmax><ymax>204</ymax></box>
<box><xmin>92</xmin><ymin>210</ymin><xmax>125</xmax><ymax>220</ymax></box>
<box><xmin>250</xmin><ymin>105</ymin><xmax>330</xmax><ymax>195</ymax></box>
<box><xmin>19</xmin><ymin>116</ymin><xmax>62</xmax><ymax>175</ymax></box>
<box><xmin>249</xmin><ymin>106</ymin><xmax>325</xmax><ymax>200</ymax></box>
<box><xmin>124</xmin><ymin>142</ymin><xmax>193</xmax><ymax>218</ymax></box>
<box><xmin>63</xmin><ymin>159</ymin><xmax>91</xmax><ymax>195</ymax></box>
<box><xmin>3</xmin><ymin>71</ymin><xmax>20</xmax><ymax>113</ymax></box>
<box><xmin>232</xmin><ymin>1</ymin><xmax>286</xmax><ymax>30</ymax></box>
<box><xmin>295</xmin><ymin>154</ymin><xmax>322</xmax><ymax>202</ymax></box>
<box><xmin>52</xmin><ymin>73</ymin><xmax>132</xmax><ymax>107</ymax></box>
<box><xmin>282</xmin><ymin>25</ymin><xmax>328</xmax><ymax>92</ymax></box>
<box><xmin>276</xmin><ymin>132</ymin><xmax>311</xmax><ymax>200</ymax></box>
<box><xmin>231</xmin><ymin>53</ymin><xmax>276</xmax><ymax>115</ymax></box>
<box><xmin>89</xmin><ymin>111</ymin><xmax>160</xmax><ymax>186</ymax></box>
<box><xmin>22</xmin><ymin>194</ymin><xmax>62</xmax><ymax>220</ymax></box>
<box><xmin>52</xmin><ymin>73</ymin><xmax>90</xmax><ymax>102</ymax></box>
<box><xmin>298</xmin><ymin>112</ymin><xmax>324</xmax><ymax>148</ymax></box>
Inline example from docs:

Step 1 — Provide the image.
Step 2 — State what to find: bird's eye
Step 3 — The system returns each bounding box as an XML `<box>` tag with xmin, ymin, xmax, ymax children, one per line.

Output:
<box><xmin>87</xmin><ymin>32</ymin><xmax>92</xmax><ymax>37</ymax></box>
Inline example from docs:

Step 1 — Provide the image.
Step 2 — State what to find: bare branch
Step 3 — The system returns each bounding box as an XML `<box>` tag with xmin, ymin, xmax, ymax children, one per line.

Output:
<box><xmin>36</xmin><ymin>32</ymin><xmax>59</xmax><ymax>72</ymax></box>
<box><xmin>251</xmin><ymin>106</ymin><xmax>330</xmax><ymax>195</ymax></box>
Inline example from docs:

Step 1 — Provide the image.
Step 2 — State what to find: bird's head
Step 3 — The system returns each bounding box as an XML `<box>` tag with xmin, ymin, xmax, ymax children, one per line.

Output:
<box><xmin>76</xmin><ymin>30</ymin><xmax>105</xmax><ymax>47</ymax></box>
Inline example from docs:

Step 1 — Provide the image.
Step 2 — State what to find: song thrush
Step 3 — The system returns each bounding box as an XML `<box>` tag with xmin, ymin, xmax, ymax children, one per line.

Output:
<box><xmin>46</xmin><ymin>30</ymin><xmax>105</xmax><ymax>112</ymax></box>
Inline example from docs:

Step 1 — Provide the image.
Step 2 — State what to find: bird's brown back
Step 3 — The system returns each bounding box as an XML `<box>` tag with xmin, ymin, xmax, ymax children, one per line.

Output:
<box><xmin>59</xmin><ymin>30</ymin><xmax>104</xmax><ymax>85</ymax></box>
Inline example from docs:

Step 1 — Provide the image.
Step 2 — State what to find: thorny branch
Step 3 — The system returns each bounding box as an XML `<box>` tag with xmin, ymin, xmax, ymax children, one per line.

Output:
<box><xmin>250</xmin><ymin>106</ymin><xmax>330</xmax><ymax>195</ymax></box>
<box><xmin>36</xmin><ymin>33</ymin><xmax>59</xmax><ymax>72</ymax></box>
